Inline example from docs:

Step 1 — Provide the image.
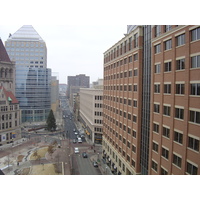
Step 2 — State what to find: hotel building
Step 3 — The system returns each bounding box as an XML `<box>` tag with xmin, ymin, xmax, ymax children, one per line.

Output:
<box><xmin>103</xmin><ymin>25</ymin><xmax>200</xmax><ymax>175</ymax></box>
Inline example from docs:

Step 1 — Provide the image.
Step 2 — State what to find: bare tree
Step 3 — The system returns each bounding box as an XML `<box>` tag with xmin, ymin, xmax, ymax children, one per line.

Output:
<box><xmin>47</xmin><ymin>144</ymin><xmax>54</xmax><ymax>159</ymax></box>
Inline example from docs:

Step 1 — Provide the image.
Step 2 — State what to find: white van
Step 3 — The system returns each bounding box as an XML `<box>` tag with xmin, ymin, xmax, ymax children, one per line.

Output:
<box><xmin>78</xmin><ymin>138</ymin><xmax>82</xmax><ymax>143</ymax></box>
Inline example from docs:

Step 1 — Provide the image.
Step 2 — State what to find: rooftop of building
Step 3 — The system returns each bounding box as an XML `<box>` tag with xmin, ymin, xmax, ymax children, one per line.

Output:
<box><xmin>0</xmin><ymin>86</ymin><xmax>19</xmax><ymax>104</ymax></box>
<box><xmin>6</xmin><ymin>25</ymin><xmax>44</xmax><ymax>42</ymax></box>
<box><xmin>0</xmin><ymin>38</ymin><xmax>12</xmax><ymax>63</ymax></box>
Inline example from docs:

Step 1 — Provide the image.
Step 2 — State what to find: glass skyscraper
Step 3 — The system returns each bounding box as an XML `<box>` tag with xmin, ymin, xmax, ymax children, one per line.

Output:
<box><xmin>5</xmin><ymin>25</ymin><xmax>51</xmax><ymax>123</ymax></box>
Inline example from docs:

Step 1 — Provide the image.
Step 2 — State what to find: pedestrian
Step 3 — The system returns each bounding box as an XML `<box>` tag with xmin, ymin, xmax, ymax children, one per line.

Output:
<box><xmin>17</xmin><ymin>162</ymin><xmax>19</xmax><ymax>166</ymax></box>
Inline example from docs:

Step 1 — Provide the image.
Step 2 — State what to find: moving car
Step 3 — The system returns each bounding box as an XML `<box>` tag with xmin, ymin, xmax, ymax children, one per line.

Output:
<box><xmin>74</xmin><ymin>147</ymin><xmax>79</xmax><ymax>154</ymax></box>
<box><xmin>73</xmin><ymin>129</ymin><xmax>76</xmax><ymax>132</ymax></box>
<box><xmin>93</xmin><ymin>161</ymin><xmax>98</xmax><ymax>167</ymax></box>
<box><xmin>82</xmin><ymin>152</ymin><xmax>88</xmax><ymax>158</ymax></box>
<box><xmin>78</xmin><ymin>138</ymin><xmax>82</xmax><ymax>143</ymax></box>
<box><xmin>75</xmin><ymin>132</ymin><xmax>78</xmax><ymax>135</ymax></box>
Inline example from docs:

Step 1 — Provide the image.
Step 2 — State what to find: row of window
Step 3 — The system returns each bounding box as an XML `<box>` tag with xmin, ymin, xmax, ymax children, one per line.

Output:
<box><xmin>104</xmin><ymin>53</ymin><xmax>138</xmax><ymax>71</ymax></box>
<box><xmin>0</xmin><ymin>105</ymin><xmax>19</xmax><ymax>112</ymax></box>
<box><xmin>104</xmin><ymin>84</ymin><xmax>138</xmax><ymax>92</ymax></box>
<box><xmin>104</xmin><ymin>97</ymin><xmax>138</xmax><ymax>108</ymax></box>
<box><xmin>104</xmin><ymin>69</ymin><xmax>138</xmax><ymax>81</ymax></box>
<box><xmin>152</xmin><ymin>159</ymin><xmax>198</xmax><ymax>175</ymax></box>
<box><xmin>104</xmin><ymin>33</ymin><xmax>139</xmax><ymax>64</ymax></box>
<box><xmin>153</xmin><ymin>132</ymin><xmax>199</xmax><ymax>152</ymax></box>
<box><xmin>155</xmin><ymin>56</ymin><xmax>200</xmax><ymax>73</ymax></box>
<box><xmin>104</xmin><ymin>121</ymin><xmax>137</xmax><ymax>139</ymax></box>
<box><xmin>154</xmin><ymin>82</ymin><xmax>200</xmax><ymax>96</ymax></box>
<box><xmin>154</xmin><ymin>105</ymin><xmax>200</xmax><ymax>124</ymax></box>
<box><xmin>154</xmin><ymin>26</ymin><xmax>200</xmax><ymax>41</ymax></box>
<box><xmin>0</xmin><ymin>121</ymin><xmax>18</xmax><ymax>130</ymax></box>
<box><xmin>155</xmin><ymin>29</ymin><xmax>200</xmax><ymax>54</ymax></box>
<box><xmin>104</xmin><ymin>137</ymin><xmax>136</xmax><ymax>170</ymax></box>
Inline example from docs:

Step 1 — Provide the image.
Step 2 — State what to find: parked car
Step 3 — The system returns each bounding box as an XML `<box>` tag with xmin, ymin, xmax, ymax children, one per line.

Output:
<box><xmin>93</xmin><ymin>161</ymin><xmax>98</xmax><ymax>167</ymax></box>
<box><xmin>75</xmin><ymin>132</ymin><xmax>78</xmax><ymax>135</ymax></box>
<box><xmin>82</xmin><ymin>152</ymin><xmax>88</xmax><ymax>158</ymax></box>
<box><xmin>73</xmin><ymin>139</ymin><xmax>76</xmax><ymax>143</ymax></box>
<box><xmin>74</xmin><ymin>147</ymin><xmax>79</xmax><ymax>154</ymax></box>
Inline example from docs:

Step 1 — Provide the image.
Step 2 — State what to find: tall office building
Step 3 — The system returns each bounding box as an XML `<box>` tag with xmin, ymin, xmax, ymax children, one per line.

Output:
<box><xmin>67</xmin><ymin>74</ymin><xmax>90</xmax><ymax>99</ymax></box>
<box><xmin>149</xmin><ymin>25</ymin><xmax>200</xmax><ymax>175</ymax></box>
<box><xmin>5</xmin><ymin>25</ymin><xmax>51</xmax><ymax>123</ymax></box>
<box><xmin>103</xmin><ymin>25</ymin><xmax>200</xmax><ymax>175</ymax></box>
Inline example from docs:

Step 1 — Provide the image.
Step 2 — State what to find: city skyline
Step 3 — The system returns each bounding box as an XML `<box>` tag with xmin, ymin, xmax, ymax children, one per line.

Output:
<box><xmin>0</xmin><ymin>25</ymin><xmax>126</xmax><ymax>84</ymax></box>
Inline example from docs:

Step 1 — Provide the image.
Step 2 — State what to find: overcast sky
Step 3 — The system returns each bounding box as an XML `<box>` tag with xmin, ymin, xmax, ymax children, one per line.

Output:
<box><xmin>0</xmin><ymin>25</ymin><xmax>127</xmax><ymax>83</ymax></box>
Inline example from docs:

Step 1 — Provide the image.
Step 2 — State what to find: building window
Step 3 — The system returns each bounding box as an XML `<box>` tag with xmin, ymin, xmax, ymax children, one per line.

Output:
<box><xmin>132</xmin><ymin>145</ymin><xmax>136</xmax><ymax>153</ymax></box>
<box><xmin>176</xmin><ymin>34</ymin><xmax>185</xmax><ymax>46</ymax></box>
<box><xmin>133</xmin><ymin>85</ymin><xmax>137</xmax><ymax>92</ymax></box>
<box><xmin>165</xmin><ymin>25</ymin><xmax>172</xmax><ymax>32</ymax></box>
<box><xmin>174</xmin><ymin>131</ymin><xmax>183</xmax><ymax>144</ymax></box>
<box><xmin>176</xmin><ymin>58</ymin><xmax>185</xmax><ymax>70</ymax></box>
<box><xmin>132</xmin><ymin>130</ymin><xmax>136</xmax><ymax>138</ymax></box>
<box><xmin>152</xmin><ymin>160</ymin><xmax>158</xmax><ymax>172</ymax></box>
<box><xmin>132</xmin><ymin>160</ymin><xmax>135</xmax><ymax>168</ymax></box>
<box><xmin>175</xmin><ymin>108</ymin><xmax>184</xmax><ymax>120</ymax></box>
<box><xmin>163</xmin><ymin>127</ymin><xmax>170</xmax><ymax>138</ymax></box>
<box><xmin>189</xmin><ymin>110</ymin><xmax>200</xmax><ymax>124</ymax></box>
<box><xmin>164</xmin><ymin>62</ymin><xmax>171</xmax><ymax>72</ymax></box>
<box><xmin>163</xmin><ymin>105</ymin><xmax>171</xmax><ymax>116</ymax></box>
<box><xmin>191</xmin><ymin>55</ymin><xmax>200</xmax><ymax>68</ymax></box>
<box><xmin>133</xmin><ymin>115</ymin><xmax>137</xmax><ymax>123</ymax></box>
<box><xmin>191</xmin><ymin>27</ymin><xmax>200</xmax><ymax>42</ymax></box>
<box><xmin>155</xmin><ymin>64</ymin><xmax>161</xmax><ymax>73</ymax></box>
<box><xmin>134</xmin><ymin>69</ymin><xmax>138</xmax><ymax>76</ymax></box>
<box><xmin>153</xmin><ymin>123</ymin><xmax>159</xmax><ymax>133</ymax></box>
<box><xmin>155</xmin><ymin>44</ymin><xmax>161</xmax><ymax>54</ymax></box>
<box><xmin>133</xmin><ymin>100</ymin><xmax>137</xmax><ymax>107</ymax></box>
<box><xmin>162</xmin><ymin>147</ymin><xmax>169</xmax><ymax>159</ymax></box>
<box><xmin>152</xmin><ymin>142</ymin><xmax>158</xmax><ymax>152</ymax></box>
<box><xmin>190</xmin><ymin>83</ymin><xmax>200</xmax><ymax>96</ymax></box>
<box><xmin>164</xmin><ymin>39</ymin><xmax>172</xmax><ymax>50</ymax></box>
<box><xmin>188</xmin><ymin>136</ymin><xmax>199</xmax><ymax>152</ymax></box>
<box><xmin>134</xmin><ymin>33</ymin><xmax>138</xmax><ymax>48</ymax></box>
<box><xmin>186</xmin><ymin>162</ymin><xmax>198</xmax><ymax>175</ymax></box>
<box><xmin>155</xmin><ymin>25</ymin><xmax>161</xmax><ymax>37</ymax></box>
<box><xmin>134</xmin><ymin>53</ymin><xmax>138</xmax><ymax>61</ymax></box>
<box><xmin>173</xmin><ymin>154</ymin><xmax>182</xmax><ymax>168</ymax></box>
<box><xmin>154</xmin><ymin>84</ymin><xmax>160</xmax><ymax>93</ymax></box>
<box><xmin>164</xmin><ymin>84</ymin><xmax>171</xmax><ymax>94</ymax></box>
<box><xmin>129</xmin><ymin>37</ymin><xmax>132</xmax><ymax>50</ymax></box>
<box><xmin>129</xmin><ymin>56</ymin><xmax>132</xmax><ymax>63</ymax></box>
<box><xmin>154</xmin><ymin>104</ymin><xmax>160</xmax><ymax>113</ymax></box>
<box><xmin>176</xmin><ymin>84</ymin><xmax>185</xmax><ymax>95</ymax></box>
<box><xmin>161</xmin><ymin>167</ymin><xmax>168</xmax><ymax>175</ymax></box>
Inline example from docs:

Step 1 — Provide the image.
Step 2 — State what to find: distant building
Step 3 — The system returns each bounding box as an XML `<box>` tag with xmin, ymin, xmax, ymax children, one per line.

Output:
<box><xmin>5</xmin><ymin>25</ymin><xmax>51</xmax><ymax>123</ymax></box>
<box><xmin>80</xmin><ymin>79</ymin><xmax>103</xmax><ymax>144</ymax></box>
<box><xmin>67</xmin><ymin>74</ymin><xmax>90</xmax><ymax>99</ymax></box>
<box><xmin>51</xmin><ymin>76</ymin><xmax>59</xmax><ymax>116</ymax></box>
<box><xmin>0</xmin><ymin>38</ymin><xmax>21</xmax><ymax>146</ymax></box>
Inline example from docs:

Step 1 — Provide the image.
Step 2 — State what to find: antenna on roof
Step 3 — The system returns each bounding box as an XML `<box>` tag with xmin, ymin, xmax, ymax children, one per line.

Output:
<box><xmin>9</xmin><ymin>33</ymin><xmax>12</xmax><ymax>38</ymax></box>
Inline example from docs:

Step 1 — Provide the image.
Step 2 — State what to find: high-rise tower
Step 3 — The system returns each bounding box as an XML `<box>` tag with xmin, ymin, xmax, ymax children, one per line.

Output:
<box><xmin>5</xmin><ymin>25</ymin><xmax>51</xmax><ymax>123</ymax></box>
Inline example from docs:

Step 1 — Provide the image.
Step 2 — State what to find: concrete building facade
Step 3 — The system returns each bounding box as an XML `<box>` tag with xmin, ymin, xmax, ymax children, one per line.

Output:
<box><xmin>0</xmin><ymin>39</ymin><xmax>21</xmax><ymax>145</ymax></box>
<box><xmin>80</xmin><ymin>86</ymin><xmax>103</xmax><ymax>144</ymax></box>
